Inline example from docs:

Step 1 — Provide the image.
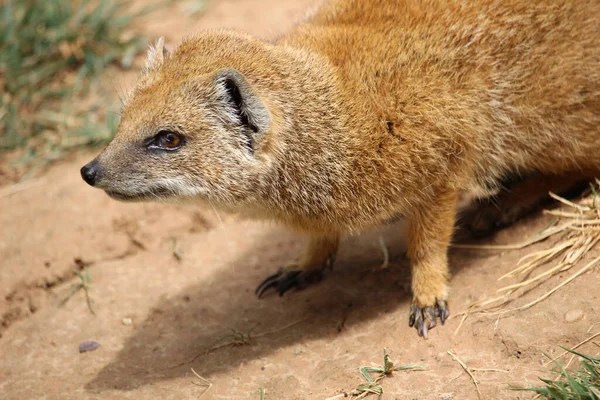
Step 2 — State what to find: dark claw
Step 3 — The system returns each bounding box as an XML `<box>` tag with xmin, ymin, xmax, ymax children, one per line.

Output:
<box><xmin>255</xmin><ymin>269</ymin><xmax>285</xmax><ymax>297</ymax></box>
<box><xmin>438</xmin><ymin>300</ymin><xmax>449</xmax><ymax>324</ymax></box>
<box><xmin>409</xmin><ymin>300</ymin><xmax>449</xmax><ymax>339</ymax></box>
<box><xmin>255</xmin><ymin>268</ymin><xmax>323</xmax><ymax>298</ymax></box>
<box><xmin>408</xmin><ymin>306</ymin><xmax>417</xmax><ymax>327</ymax></box>
<box><xmin>276</xmin><ymin>270</ymin><xmax>302</xmax><ymax>296</ymax></box>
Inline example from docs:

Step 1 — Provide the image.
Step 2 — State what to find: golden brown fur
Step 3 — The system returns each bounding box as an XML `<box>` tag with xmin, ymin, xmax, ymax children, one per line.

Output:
<box><xmin>82</xmin><ymin>0</ymin><xmax>600</xmax><ymax>337</ymax></box>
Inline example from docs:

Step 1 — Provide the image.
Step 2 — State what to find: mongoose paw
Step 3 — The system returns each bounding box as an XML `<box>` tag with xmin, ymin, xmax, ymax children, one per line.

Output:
<box><xmin>468</xmin><ymin>205</ymin><xmax>515</xmax><ymax>238</ymax></box>
<box><xmin>255</xmin><ymin>267</ymin><xmax>324</xmax><ymax>298</ymax></box>
<box><xmin>408</xmin><ymin>299</ymin><xmax>449</xmax><ymax>339</ymax></box>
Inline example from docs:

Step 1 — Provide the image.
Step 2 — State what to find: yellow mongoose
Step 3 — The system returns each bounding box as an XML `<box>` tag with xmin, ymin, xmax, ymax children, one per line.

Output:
<box><xmin>81</xmin><ymin>0</ymin><xmax>600</xmax><ymax>338</ymax></box>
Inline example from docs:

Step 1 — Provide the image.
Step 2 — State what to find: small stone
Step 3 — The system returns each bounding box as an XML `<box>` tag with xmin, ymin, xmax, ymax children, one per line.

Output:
<box><xmin>564</xmin><ymin>309</ymin><xmax>584</xmax><ymax>323</ymax></box>
<box><xmin>79</xmin><ymin>340</ymin><xmax>100</xmax><ymax>353</ymax></box>
<box><xmin>440</xmin><ymin>393</ymin><xmax>454</xmax><ymax>400</ymax></box>
<box><xmin>121</xmin><ymin>317</ymin><xmax>133</xmax><ymax>326</ymax></box>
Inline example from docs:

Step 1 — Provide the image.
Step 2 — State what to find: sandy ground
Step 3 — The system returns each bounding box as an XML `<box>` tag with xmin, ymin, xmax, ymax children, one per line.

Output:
<box><xmin>1</xmin><ymin>1</ymin><xmax>600</xmax><ymax>399</ymax></box>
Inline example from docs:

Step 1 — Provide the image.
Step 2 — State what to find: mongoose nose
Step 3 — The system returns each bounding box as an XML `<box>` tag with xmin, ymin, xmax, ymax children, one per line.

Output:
<box><xmin>80</xmin><ymin>160</ymin><xmax>99</xmax><ymax>186</ymax></box>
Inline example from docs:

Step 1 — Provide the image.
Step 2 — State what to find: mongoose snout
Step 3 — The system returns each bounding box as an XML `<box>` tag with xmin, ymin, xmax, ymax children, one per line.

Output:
<box><xmin>80</xmin><ymin>159</ymin><xmax>100</xmax><ymax>187</ymax></box>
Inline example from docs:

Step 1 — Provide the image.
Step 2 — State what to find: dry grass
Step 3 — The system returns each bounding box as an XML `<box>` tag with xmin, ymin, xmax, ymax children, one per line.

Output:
<box><xmin>0</xmin><ymin>0</ymin><xmax>151</xmax><ymax>176</ymax></box>
<box><xmin>190</xmin><ymin>368</ymin><xmax>212</xmax><ymax>398</ymax></box>
<box><xmin>447</xmin><ymin>350</ymin><xmax>482</xmax><ymax>399</ymax></box>
<box><xmin>0</xmin><ymin>0</ymin><xmax>208</xmax><ymax>180</ymax></box>
<box><xmin>454</xmin><ymin>181</ymin><xmax>600</xmax><ymax>323</ymax></box>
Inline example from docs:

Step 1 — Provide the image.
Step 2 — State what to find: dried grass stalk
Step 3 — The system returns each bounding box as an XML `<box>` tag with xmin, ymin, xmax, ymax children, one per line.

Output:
<box><xmin>454</xmin><ymin>185</ymin><xmax>600</xmax><ymax>326</ymax></box>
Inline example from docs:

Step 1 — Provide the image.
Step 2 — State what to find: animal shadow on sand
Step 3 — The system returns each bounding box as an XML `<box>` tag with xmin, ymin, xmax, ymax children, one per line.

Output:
<box><xmin>84</xmin><ymin>218</ymin><xmax>488</xmax><ymax>393</ymax></box>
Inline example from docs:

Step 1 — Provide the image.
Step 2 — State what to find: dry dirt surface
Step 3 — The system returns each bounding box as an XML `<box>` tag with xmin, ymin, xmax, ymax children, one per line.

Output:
<box><xmin>1</xmin><ymin>1</ymin><xmax>600</xmax><ymax>399</ymax></box>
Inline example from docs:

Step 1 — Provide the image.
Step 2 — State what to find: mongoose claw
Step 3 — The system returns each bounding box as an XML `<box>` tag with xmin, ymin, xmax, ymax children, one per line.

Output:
<box><xmin>255</xmin><ymin>267</ymin><xmax>323</xmax><ymax>298</ymax></box>
<box><xmin>408</xmin><ymin>300</ymin><xmax>449</xmax><ymax>339</ymax></box>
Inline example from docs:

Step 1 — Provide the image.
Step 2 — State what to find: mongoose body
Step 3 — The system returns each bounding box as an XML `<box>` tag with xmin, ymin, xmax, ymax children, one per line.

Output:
<box><xmin>82</xmin><ymin>0</ymin><xmax>600</xmax><ymax>337</ymax></box>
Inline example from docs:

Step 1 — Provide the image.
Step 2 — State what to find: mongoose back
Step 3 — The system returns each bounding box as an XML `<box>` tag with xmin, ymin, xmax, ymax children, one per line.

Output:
<box><xmin>82</xmin><ymin>0</ymin><xmax>600</xmax><ymax>338</ymax></box>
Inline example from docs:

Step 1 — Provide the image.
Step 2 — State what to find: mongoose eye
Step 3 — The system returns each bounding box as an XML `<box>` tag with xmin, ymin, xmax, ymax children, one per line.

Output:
<box><xmin>149</xmin><ymin>130</ymin><xmax>184</xmax><ymax>151</ymax></box>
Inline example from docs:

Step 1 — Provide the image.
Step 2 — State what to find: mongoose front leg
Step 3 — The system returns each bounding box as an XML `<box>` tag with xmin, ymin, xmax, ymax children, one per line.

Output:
<box><xmin>407</xmin><ymin>189</ymin><xmax>457</xmax><ymax>338</ymax></box>
<box><xmin>255</xmin><ymin>234</ymin><xmax>339</xmax><ymax>297</ymax></box>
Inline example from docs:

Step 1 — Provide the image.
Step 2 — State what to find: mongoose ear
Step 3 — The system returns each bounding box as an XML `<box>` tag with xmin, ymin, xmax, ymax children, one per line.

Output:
<box><xmin>214</xmin><ymin>68</ymin><xmax>271</xmax><ymax>149</ymax></box>
<box><xmin>145</xmin><ymin>37</ymin><xmax>170</xmax><ymax>72</ymax></box>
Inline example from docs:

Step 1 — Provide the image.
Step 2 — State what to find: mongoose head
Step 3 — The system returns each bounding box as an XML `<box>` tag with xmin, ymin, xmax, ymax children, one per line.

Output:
<box><xmin>80</xmin><ymin>34</ymin><xmax>281</xmax><ymax>208</ymax></box>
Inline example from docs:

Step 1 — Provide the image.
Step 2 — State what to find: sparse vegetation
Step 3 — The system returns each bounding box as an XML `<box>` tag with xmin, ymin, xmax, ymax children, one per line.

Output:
<box><xmin>455</xmin><ymin>181</ymin><xmax>600</xmax><ymax>328</ymax></box>
<box><xmin>515</xmin><ymin>348</ymin><xmax>600</xmax><ymax>399</ymax></box>
<box><xmin>0</xmin><ymin>0</ymin><xmax>151</xmax><ymax>177</ymax></box>
<box><xmin>350</xmin><ymin>348</ymin><xmax>426</xmax><ymax>399</ymax></box>
<box><xmin>60</xmin><ymin>267</ymin><xmax>95</xmax><ymax>315</ymax></box>
<box><xmin>453</xmin><ymin>184</ymin><xmax>600</xmax><ymax>398</ymax></box>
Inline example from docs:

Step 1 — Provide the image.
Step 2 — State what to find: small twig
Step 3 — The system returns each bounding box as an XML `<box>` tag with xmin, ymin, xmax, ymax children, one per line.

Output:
<box><xmin>543</xmin><ymin>210</ymin><xmax>594</xmax><ymax>219</ymax></box>
<box><xmin>469</xmin><ymin>368</ymin><xmax>509</xmax><ymax>373</ymax></box>
<box><xmin>252</xmin><ymin>318</ymin><xmax>308</xmax><ymax>338</ymax></box>
<box><xmin>586</xmin><ymin>321</ymin><xmax>600</xmax><ymax>334</ymax></box>
<box><xmin>452</xmin><ymin>312</ymin><xmax>469</xmax><ymax>336</ymax></box>
<box><xmin>190</xmin><ymin>368</ymin><xmax>212</xmax><ymax>398</ymax></box>
<box><xmin>549</xmin><ymin>192</ymin><xmax>588</xmax><ymax>211</ymax></box>
<box><xmin>447</xmin><ymin>351</ymin><xmax>481</xmax><ymax>399</ymax></box>
<box><xmin>452</xmin><ymin>294</ymin><xmax>513</xmax><ymax>319</ymax></box>
<box><xmin>542</xmin><ymin>330</ymin><xmax>600</xmax><ymax>367</ymax></box>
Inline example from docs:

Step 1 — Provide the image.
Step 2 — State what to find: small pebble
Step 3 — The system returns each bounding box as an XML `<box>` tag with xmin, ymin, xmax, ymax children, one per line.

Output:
<box><xmin>79</xmin><ymin>340</ymin><xmax>100</xmax><ymax>353</ymax></box>
<box><xmin>440</xmin><ymin>393</ymin><xmax>455</xmax><ymax>400</ymax></box>
<box><xmin>564</xmin><ymin>309</ymin><xmax>584</xmax><ymax>323</ymax></box>
<box><xmin>121</xmin><ymin>317</ymin><xmax>133</xmax><ymax>326</ymax></box>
